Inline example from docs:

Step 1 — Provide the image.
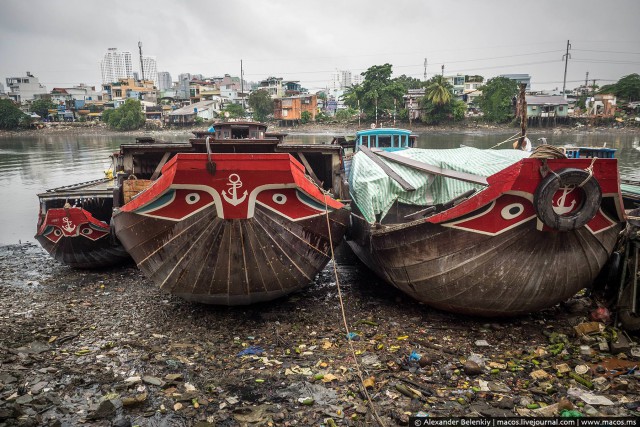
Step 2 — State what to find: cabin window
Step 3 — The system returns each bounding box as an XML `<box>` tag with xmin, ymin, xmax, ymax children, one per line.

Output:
<box><xmin>378</xmin><ymin>136</ymin><xmax>392</xmax><ymax>148</ymax></box>
<box><xmin>531</xmin><ymin>106</ymin><xmax>537</xmax><ymax>110</ymax></box>
<box><xmin>250</xmin><ymin>131</ymin><xmax>257</xmax><ymax>139</ymax></box>
<box><xmin>559</xmin><ymin>106</ymin><xmax>564</xmax><ymax>111</ymax></box>
<box><xmin>224</xmin><ymin>131</ymin><xmax>230</xmax><ymax>139</ymax></box>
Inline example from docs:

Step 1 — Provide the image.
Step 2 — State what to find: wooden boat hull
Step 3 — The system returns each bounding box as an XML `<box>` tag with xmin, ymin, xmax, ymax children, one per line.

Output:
<box><xmin>113</xmin><ymin>153</ymin><xmax>348</xmax><ymax>304</ymax></box>
<box><xmin>347</xmin><ymin>157</ymin><xmax>625</xmax><ymax>316</ymax></box>
<box><xmin>35</xmin><ymin>206</ymin><xmax>130</xmax><ymax>269</ymax></box>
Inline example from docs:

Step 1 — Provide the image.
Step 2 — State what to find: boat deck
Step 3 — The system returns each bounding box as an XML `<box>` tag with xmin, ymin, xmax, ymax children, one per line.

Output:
<box><xmin>38</xmin><ymin>178</ymin><xmax>116</xmax><ymax>201</ymax></box>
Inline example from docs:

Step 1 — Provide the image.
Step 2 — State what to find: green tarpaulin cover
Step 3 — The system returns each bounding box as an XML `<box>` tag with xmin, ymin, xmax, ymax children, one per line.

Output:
<box><xmin>348</xmin><ymin>147</ymin><xmax>530</xmax><ymax>223</ymax></box>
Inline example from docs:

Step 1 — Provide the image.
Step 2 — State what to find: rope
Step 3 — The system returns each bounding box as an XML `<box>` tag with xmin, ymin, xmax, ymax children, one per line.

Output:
<box><xmin>529</xmin><ymin>144</ymin><xmax>567</xmax><ymax>159</ymax></box>
<box><xmin>578</xmin><ymin>157</ymin><xmax>597</xmax><ymax>188</ymax></box>
<box><xmin>322</xmin><ymin>192</ymin><xmax>387</xmax><ymax>427</ymax></box>
<box><xmin>489</xmin><ymin>131</ymin><xmax>521</xmax><ymax>149</ymax></box>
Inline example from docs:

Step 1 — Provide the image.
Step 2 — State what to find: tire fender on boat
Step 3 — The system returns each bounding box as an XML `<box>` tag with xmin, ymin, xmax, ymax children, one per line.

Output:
<box><xmin>533</xmin><ymin>168</ymin><xmax>602</xmax><ymax>231</ymax></box>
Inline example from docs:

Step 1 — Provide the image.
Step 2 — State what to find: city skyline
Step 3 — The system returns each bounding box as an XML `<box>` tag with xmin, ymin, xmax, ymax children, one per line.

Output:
<box><xmin>1</xmin><ymin>0</ymin><xmax>639</xmax><ymax>93</ymax></box>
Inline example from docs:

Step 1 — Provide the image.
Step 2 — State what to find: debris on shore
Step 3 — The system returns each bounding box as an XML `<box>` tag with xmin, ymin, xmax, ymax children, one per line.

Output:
<box><xmin>0</xmin><ymin>243</ymin><xmax>638</xmax><ymax>426</ymax></box>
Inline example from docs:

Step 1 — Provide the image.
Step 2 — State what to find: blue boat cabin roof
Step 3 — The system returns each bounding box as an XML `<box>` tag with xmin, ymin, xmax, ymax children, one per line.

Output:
<box><xmin>355</xmin><ymin>128</ymin><xmax>414</xmax><ymax>149</ymax></box>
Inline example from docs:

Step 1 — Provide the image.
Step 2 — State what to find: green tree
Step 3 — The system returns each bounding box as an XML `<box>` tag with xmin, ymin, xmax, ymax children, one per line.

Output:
<box><xmin>102</xmin><ymin>99</ymin><xmax>146</xmax><ymax>131</ymax></box>
<box><xmin>223</xmin><ymin>103</ymin><xmax>246</xmax><ymax>119</ymax></box>
<box><xmin>30</xmin><ymin>99</ymin><xmax>56</xmax><ymax>119</ymax></box>
<box><xmin>393</xmin><ymin>74</ymin><xmax>424</xmax><ymax>91</ymax></box>
<box><xmin>599</xmin><ymin>73</ymin><xmax>640</xmax><ymax>102</ymax></box>
<box><xmin>419</xmin><ymin>97</ymin><xmax>466</xmax><ymax>125</ymax></box>
<box><xmin>425</xmin><ymin>75</ymin><xmax>453</xmax><ymax>106</ymax></box>
<box><xmin>0</xmin><ymin>99</ymin><xmax>27</xmax><ymax>130</ymax></box>
<box><xmin>477</xmin><ymin>76</ymin><xmax>518</xmax><ymax>123</ymax></box>
<box><xmin>300</xmin><ymin>111</ymin><xmax>312</xmax><ymax>124</ymax></box>
<box><xmin>335</xmin><ymin>108</ymin><xmax>357</xmax><ymax>122</ymax></box>
<box><xmin>342</xmin><ymin>64</ymin><xmax>406</xmax><ymax>121</ymax></box>
<box><xmin>248</xmin><ymin>90</ymin><xmax>274</xmax><ymax>122</ymax></box>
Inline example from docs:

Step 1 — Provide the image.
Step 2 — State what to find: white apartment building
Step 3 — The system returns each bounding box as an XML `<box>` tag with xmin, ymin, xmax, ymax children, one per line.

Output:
<box><xmin>140</xmin><ymin>56</ymin><xmax>157</xmax><ymax>87</ymax></box>
<box><xmin>157</xmin><ymin>71</ymin><xmax>172</xmax><ymax>91</ymax></box>
<box><xmin>100</xmin><ymin>48</ymin><xmax>133</xmax><ymax>85</ymax></box>
<box><xmin>5</xmin><ymin>72</ymin><xmax>47</xmax><ymax>103</ymax></box>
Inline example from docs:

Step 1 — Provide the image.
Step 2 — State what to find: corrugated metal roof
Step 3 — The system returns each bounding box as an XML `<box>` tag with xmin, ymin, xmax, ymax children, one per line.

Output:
<box><xmin>169</xmin><ymin>100</ymin><xmax>216</xmax><ymax>116</ymax></box>
<box><xmin>526</xmin><ymin>95</ymin><xmax>568</xmax><ymax>106</ymax></box>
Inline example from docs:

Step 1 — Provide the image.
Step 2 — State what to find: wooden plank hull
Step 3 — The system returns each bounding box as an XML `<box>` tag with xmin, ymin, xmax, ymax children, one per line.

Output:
<box><xmin>347</xmin><ymin>156</ymin><xmax>625</xmax><ymax>316</ymax></box>
<box><xmin>35</xmin><ymin>206</ymin><xmax>130</xmax><ymax>269</ymax></box>
<box><xmin>348</xmin><ymin>216</ymin><xmax>622</xmax><ymax>316</ymax></box>
<box><xmin>113</xmin><ymin>152</ymin><xmax>348</xmax><ymax>304</ymax></box>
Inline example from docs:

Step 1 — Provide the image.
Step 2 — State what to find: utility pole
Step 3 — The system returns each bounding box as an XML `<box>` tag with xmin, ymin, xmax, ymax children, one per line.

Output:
<box><xmin>585</xmin><ymin>72</ymin><xmax>589</xmax><ymax>91</ymax></box>
<box><xmin>441</xmin><ymin>64</ymin><xmax>444</xmax><ymax>76</ymax></box>
<box><xmin>592</xmin><ymin>79</ymin><xmax>598</xmax><ymax>96</ymax></box>
<box><xmin>138</xmin><ymin>41</ymin><xmax>145</xmax><ymax>82</ymax></box>
<box><xmin>424</xmin><ymin>58</ymin><xmax>427</xmax><ymax>81</ymax></box>
<box><xmin>562</xmin><ymin>40</ymin><xmax>571</xmax><ymax>99</ymax></box>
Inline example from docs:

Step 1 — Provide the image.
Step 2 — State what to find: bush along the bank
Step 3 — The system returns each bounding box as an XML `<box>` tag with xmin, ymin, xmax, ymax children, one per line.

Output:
<box><xmin>102</xmin><ymin>99</ymin><xmax>146</xmax><ymax>131</ymax></box>
<box><xmin>0</xmin><ymin>99</ymin><xmax>30</xmax><ymax>130</ymax></box>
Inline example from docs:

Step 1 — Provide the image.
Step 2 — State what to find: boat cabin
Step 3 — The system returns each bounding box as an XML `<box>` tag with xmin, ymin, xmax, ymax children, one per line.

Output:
<box><xmin>355</xmin><ymin>128</ymin><xmax>416</xmax><ymax>150</ymax></box>
<box><xmin>111</xmin><ymin>121</ymin><xmax>349</xmax><ymax>207</ymax></box>
<box><xmin>191</xmin><ymin>121</ymin><xmax>287</xmax><ymax>153</ymax></box>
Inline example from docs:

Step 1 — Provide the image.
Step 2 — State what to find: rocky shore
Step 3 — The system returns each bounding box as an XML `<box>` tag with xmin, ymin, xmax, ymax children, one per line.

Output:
<box><xmin>1</xmin><ymin>243</ymin><xmax>639</xmax><ymax>426</ymax></box>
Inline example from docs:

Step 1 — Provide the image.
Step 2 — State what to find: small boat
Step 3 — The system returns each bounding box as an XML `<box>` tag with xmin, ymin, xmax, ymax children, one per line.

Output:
<box><xmin>111</xmin><ymin>121</ymin><xmax>349</xmax><ymax>305</ymax></box>
<box><xmin>35</xmin><ymin>178</ymin><xmax>131</xmax><ymax>268</ymax></box>
<box><xmin>345</xmin><ymin>129</ymin><xmax>625</xmax><ymax>317</ymax></box>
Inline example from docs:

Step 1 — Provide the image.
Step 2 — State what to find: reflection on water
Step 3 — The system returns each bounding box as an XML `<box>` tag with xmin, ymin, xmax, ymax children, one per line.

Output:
<box><xmin>1</xmin><ymin>131</ymin><xmax>639</xmax><ymax>244</ymax></box>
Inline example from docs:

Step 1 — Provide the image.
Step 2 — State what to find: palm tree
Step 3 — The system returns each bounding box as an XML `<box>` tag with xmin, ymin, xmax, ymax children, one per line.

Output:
<box><xmin>426</xmin><ymin>75</ymin><xmax>452</xmax><ymax>106</ymax></box>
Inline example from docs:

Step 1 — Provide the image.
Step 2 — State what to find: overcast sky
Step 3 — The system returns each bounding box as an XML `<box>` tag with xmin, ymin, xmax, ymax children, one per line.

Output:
<box><xmin>1</xmin><ymin>0</ymin><xmax>639</xmax><ymax>93</ymax></box>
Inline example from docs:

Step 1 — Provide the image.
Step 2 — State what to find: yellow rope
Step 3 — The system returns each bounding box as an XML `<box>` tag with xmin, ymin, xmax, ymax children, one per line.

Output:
<box><xmin>322</xmin><ymin>192</ymin><xmax>387</xmax><ymax>427</ymax></box>
<box><xmin>489</xmin><ymin>131</ymin><xmax>521</xmax><ymax>149</ymax></box>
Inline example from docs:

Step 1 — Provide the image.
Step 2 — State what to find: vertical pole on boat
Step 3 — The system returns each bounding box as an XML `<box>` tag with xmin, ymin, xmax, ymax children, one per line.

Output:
<box><xmin>562</xmin><ymin>40</ymin><xmax>571</xmax><ymax>99</ymax></box>
<box><xmin>519</xmin><ymin>83</ymin><xmax>527</xmax><ymax>140</ymax></box>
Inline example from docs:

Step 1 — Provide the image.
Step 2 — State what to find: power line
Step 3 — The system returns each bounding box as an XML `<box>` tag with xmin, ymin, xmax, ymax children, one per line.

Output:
<box><xmin>573</xmin><ymin>48</ymin><xmax>640</xmax><ymax>55</ymax></box>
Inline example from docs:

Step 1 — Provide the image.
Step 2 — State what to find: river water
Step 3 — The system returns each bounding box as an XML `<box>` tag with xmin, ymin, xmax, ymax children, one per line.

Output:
<box><xmin>1</xmin><ymin>131</ymin><xmax>639</xmax><ymax>245</ymax></box>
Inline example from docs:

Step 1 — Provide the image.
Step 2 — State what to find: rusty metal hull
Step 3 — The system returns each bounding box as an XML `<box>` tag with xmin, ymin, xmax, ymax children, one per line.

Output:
<box><xmin>348</xmin><ymin>212</ymin><xmax>623</xmax><ymax>317</ymax></box>
<box><xmin>114</xmin><ymin>203</ymin><xmax>348</xmax><ymax>305</ymax></box>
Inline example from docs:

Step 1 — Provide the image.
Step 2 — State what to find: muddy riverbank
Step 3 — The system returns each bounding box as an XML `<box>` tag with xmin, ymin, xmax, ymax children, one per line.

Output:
<box><xmin>1</xmin><ymin>242</ymin><xmax>639</xmax><ymax>426</ymax></box>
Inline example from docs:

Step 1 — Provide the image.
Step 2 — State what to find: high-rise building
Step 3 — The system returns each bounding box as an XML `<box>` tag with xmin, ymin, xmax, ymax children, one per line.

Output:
<box><xmin>157</xmin><ymin>71</ymin><xmax>172</xmax><ymax>91</ymax></box>
<box><xmin>100</xmin><ymin>48</ymin><xmax>133</xmax><ymax>85</ymax></box>
<box><xmin>177</xmin><ymin>73</ymin><xmax>192</xmax><ymax>99</ymax></box>
<box><xmin>140</xmin><ymin>56</ymin><xmax>158</xmax><ymax>87</ymax></box>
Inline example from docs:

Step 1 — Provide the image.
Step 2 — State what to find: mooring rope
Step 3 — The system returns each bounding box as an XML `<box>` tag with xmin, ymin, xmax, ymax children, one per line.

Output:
<box><xmin>578</xmin><ymin>157</ymin><xmax>597</xmax><ymax>188</ymax></box>
<box><xmin>489</xmin><ymin>131</ymin><xmax>521</xmax><ymax>149</ymax></box>
<box><xmin>529</xmin><ymin>144</ymin><xmax>567</xmax><ymax>159</ymax></box>
<box><xmin>322</xmin><ymin>192</ymin><xmax>387</xmax><ymax>427</ymax></box>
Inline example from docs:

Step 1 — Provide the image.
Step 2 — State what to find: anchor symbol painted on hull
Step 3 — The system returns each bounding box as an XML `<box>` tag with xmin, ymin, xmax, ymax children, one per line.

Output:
<box><xmin>552</xmin><ymin>186</ymin><xmax>577</xmax><ymax>215</ymax></box>
<box><xmin>222</xmin><ymin>173</ymin><xmax>248</xmax><ymax>206</ymax></box>
<box><xmin>62</xmin><ymin>217</ymin><xmax>76</xmax><ymax>233</ymax></box>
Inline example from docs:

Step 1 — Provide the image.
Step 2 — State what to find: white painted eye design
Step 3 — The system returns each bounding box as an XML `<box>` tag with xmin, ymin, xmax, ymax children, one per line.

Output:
<box><xmin>272</xmin><ymin>193</ymin><xmax>287</xmax><ymax>205</ymax></box>
<box><xmin>54</xmin><ymin>229</ymin><xmax>62</xmax><ymax>236</ymax></box>
<box><xmin>501</xmin><ymin>203</ymin><xmax>524</xmax><ymax>220</ymax></box>
<box><xmin>81</xmin><ymin>227</ymin><xmax>93</xmax><ymax>235</ymax></box>
<box><xmin>185</xmin><ymin>193</ymin><xmax>201</xmax><ymax>205</ymax></box>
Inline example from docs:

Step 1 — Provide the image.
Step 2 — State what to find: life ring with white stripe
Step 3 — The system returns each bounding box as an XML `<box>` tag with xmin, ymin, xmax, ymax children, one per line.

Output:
<box><xmin>533</xmin><ymin>168</ymin><xmax>602</xmax><ymax>231</ymax></box>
